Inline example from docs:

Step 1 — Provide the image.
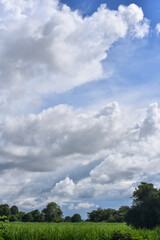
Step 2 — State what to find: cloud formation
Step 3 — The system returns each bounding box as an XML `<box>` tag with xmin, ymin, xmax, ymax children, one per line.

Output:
<box><xmin>0</xmin><ymin>0</ymin><xmax>149</xmax><ymax>116</ymax></box>
<box><xmin>0</xmin><ymin>0</ymin><xmax>157</xmax><ymax>215</ymax></box>
<box><xmin>69</xmin><ymin>202</ymin><xmax>97</xmax><ymax>210</ymax></box>
<box><xmin>0</xmin><ymin>102</ymin><xmax>160</xmax><ymax>211</ymax></box>
<box><xmin>0</xmin><ymin>102</ymin><xmax>121</xmax><ymax>171</ymax></box>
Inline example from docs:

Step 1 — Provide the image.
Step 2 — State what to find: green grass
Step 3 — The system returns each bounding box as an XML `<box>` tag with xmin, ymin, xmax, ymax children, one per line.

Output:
<box><xmin>0</xmin><ymin>222</ymin><xmax>160</xmax><ymax>240</ymax></box>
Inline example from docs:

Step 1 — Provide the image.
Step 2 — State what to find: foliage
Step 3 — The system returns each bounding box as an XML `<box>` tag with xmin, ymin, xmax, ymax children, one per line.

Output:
<box><xmin>87</xmin><ymin>206</ymin><xmax>129</xmax><ymax>222</ymax></box>
<box><xmin>0</xmin><ymin>216</ymin><xmax>7</xmax><ymax>222</ymax></box>
<box><xmin>71</xmin><ymin>213</ymin><xmax>82</xmax><ymax>222</ymax></box>
<box><xmin>0</xmin><ymin>217</ymin><xmax>10</xmax><ymax>239</ymax></box>
<box><xmin>9</xmin><ymin>215</ymin><xmax>18</xmax><ymax>222</ymax></box>
<box><xmin>20</xmin><ymin>210</ymin><xmax>45</xmax><ymax>222</ymax></box>
<box><xmin>0</xmin><ymin>222</ymin><xmax>157</xmax><ymax>240</ymax></box>
<box><xmin>30</xmin><ymin>210</ymin><xmax>45</xmax><ymax>222</ymax></box>
<box><xmin>111</xmin><ymin>230</ymin><xmax>133</xmax><ymax>240</ymax></box>
<box><xmin>65</xmin><ymin>216</ymin><xmax>71</xmax><ymax>222</ymax></box>
<box><xmin>10</xmin><ymin>205</ymin><xmax>19</xmax><ymax>215</ymax></box>
<box><xmin>0</xmin><ymin>205</ymin><xmax>10</xmax><ymax>217</ymax></box>
<box><xmin>125</xmin><ymin>182</ymin><xmax>160</xmax><ymax>229</ymax></box>
<box><xmin>16</xmin><ymin>211</ymin><xmax>25</xmax><ymax>221</ymax></box>
<box><xmin>42</xmin><ymin>202</ymin><xmax>63</xmax><ymax>222</ymax></box>
<box><xmin>22</xmin><ymin>213</ymin><xmax>34</xmax><ymax>222</ymax></box>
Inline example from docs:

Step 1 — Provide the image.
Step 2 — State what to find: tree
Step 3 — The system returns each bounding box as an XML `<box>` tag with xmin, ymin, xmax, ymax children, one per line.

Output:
<box><xmin>118</xmin><ymin>206</ymin><xmax>130</xmax><ymax>222</ymax></box>
<box><xmin>65</xmin><ymin>216</ymin><xmax>71</xmax><ymax>222</ymax></box>
<box><xmin>42</xmin><ymin>202</ymin><xmax>63</xmax><ymax>222</ymax></box>
<box><xmin>17</xmin><ymin>211</ymin><xmax>25</xmax><ymax>221</ymax></box>
<box><xmin>87</xmin><ymin>208</ymin><xmax>122</xmax><ymax>222</ymax></box>
<box><xmin>71</xmin><ymin>213</ymin><xmax>82</xmax><ymax>222</ymax></box>
<box><xmin>0</xmin><ymin>204</ymin><xmax>11</xmax><ymax>217</ymax></box>
<box><xmin>9</xmin><ymin>215</ymin><xmax>18</xmax><ymax>222</ymax></box>
<box><xmin>22</xmin><ymin>213</ymin><xmax>33</xmax><ymax>222</ymax></box>
<box><xmin>34</xmin><ymin>213</ymin><xmax>45</xmax><ymax>222</ymax></box>
<box><xmin>11</xmin><ymin>205</ymin><xmax>19</xmax><ymax>215</ymax></box>
<box><xmin>87</xmin><ymin>208</ymin><xmax>104</xmax><ymax>222</ymax></box>
<box><xmin>125</xmin><ymin>182</ymin><xmax>160</xmax><ymax>229</ymax></box>
<box><xmin>30</xmin><ymin>210</ymin><xmax>45</xmax><ymax>222</ymax></box>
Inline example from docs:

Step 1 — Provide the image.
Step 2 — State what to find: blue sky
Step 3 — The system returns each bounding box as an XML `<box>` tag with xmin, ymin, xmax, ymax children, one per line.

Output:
<box><xmin>41</xmin><ymin>0</ymin><xmax>160</xmax><ymax>111</ymax></box>
<box><xmin>61</xmin><ymin>0</ymin><xmax>160</xmax><ymax>26</ymax></box>
<box><xmin>43</xmin><ymin>35</ymin><xmax>160</xmax><ymax>111</ymax></box>
<box><xmin>0</xmin><ymin>0</ymin><xmax>160</xmax><ymax>219</ymax></box>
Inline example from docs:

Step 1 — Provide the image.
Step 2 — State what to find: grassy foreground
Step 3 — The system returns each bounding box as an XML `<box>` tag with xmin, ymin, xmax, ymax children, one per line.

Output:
<box><xmin>0</xmin><ymin>222</ymin><xmax>160</xmax><ymax>240</ymax></box>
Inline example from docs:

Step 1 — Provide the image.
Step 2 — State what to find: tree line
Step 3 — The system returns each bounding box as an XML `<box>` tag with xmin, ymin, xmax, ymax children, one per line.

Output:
<box><xmin>87</xmin><ymin>206</ymin><xmax>130</xmax><ymax>223</ymax></box>
<box><xmin>0</xmin><ymin>202</ymin><xmax>81</xmax><ymax>223</ymax></box>
<box><xmin>88</xmin><ymin>182</ymin><xmax>160</xmax><ymax>229</ymax></box>
<box><xmin>0</xmin><ymin>202</ymin><xmax>128</xmax><ymax>223</ymax></box>
<box><xmin>1</xmin><ymin>182</ymin><xmax>160</xmax><ymax>228</ymax></box>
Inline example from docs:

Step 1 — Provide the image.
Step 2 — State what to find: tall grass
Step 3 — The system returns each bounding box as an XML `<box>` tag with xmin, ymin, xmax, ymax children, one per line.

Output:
<box><xmin>0</xmin><ymin>222</ymin><xmax>160</xmax><ymax>240</ymax></box>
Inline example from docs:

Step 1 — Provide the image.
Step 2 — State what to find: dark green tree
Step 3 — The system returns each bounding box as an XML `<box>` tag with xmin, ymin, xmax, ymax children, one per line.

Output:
<box><xmin>71</xmin><ymin>213</ymin><xmax>82</xmax><ymax>222</ymax></box>
<box><xmin>10</xmin><ymin>205</ymin><xmax>19</xmax><ymax>215</ymax></box>
<box><xmin>87</xmin><ymin>208</ymin><xmax>122</xmax><ymax>222</ymax></box>
<box><xmin>34</xmin><ymin>213</ymin><xmax>45</xmax><ymax>222</ymax></box>
<box><xmin>125</xmin><ymin>182</ymin><xmax>160</xmax><ymax>228</ymax></box>
<box><xmin>0</xmin><ymin>204</ymin><xmax>11</xmax><ymax>217</ymax></box>
<box><xmin>30</xmin><ymin>209</ymin><xmax>45</xmax><ymax>222</ymax></box>
<box><xmin>16</xmin><ymin>211</ymin><xmax>25</xmax><ymax>221</ymax></box>
<box><xmin>87</xmin><ymin>208</ymin><xmax>104</xmax><ymax>222</ymax></box>
<box><xmin>65</xmin><ymin>216</ymin><xmax>71</xmax><ymax>222</ymax></box>
<box><xmin>22</xmin><ymin>213</ymin><xmax>33</xmax><ymax>222</ymax></box>
<box><xmin>42</xmin><ymin>202</ymin><xmax>63</xmax><ymax>222</ymax></box>
<box><xmin>9</xmin><ymin>215</ymin><xmax>18</xmax><ymax>222</ymax></box>
<box><xmin>118</xmin><ymin>206</ymin><xmax>130</xmax><ymax>222</ymax></box>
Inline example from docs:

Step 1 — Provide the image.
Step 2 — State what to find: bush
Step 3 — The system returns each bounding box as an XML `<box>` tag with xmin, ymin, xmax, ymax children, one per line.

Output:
<box><xmin>9</xmin><ymin>215</ymin><xmax>18</xmax><ymax>222</ymax></box>
<box><xmin>111</xmin><ymin>231</ymin><xmax>133</xmax><ymax>240</ymax></box>
<box><xmin>110</xmin><ymin>231</ymin><xmax>146</xmax><ymax>240</ymax></box>
<box><xmin>0</xmin><ymin>216</ymin><xmax>7</xmax><ymax>222</ymax></box>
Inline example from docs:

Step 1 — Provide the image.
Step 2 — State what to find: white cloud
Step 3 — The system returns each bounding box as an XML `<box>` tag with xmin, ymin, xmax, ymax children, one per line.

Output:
<box><xmin>0</xmin><ymin>102</ymin><xmax>160</xmax><ymax>210</ymax></box>
<box><xmin>0</xmin><ymin>102</ymin><xmax>121</xmax><ymax>171</ymax></box>
<box><xmin>0</xmin><ymin>1</ymin><xmax>149</xmax><ymax>116</ymax></box>
<box><xmin>0</xmin><ymin>102</ymin><xmax>160</xmax><ymax>176</ymax></box>
<box><xmin>48</xmin><ymin>102</ymin><xmax>160</xmax><ymax>201</ymax></box>
<box><xmin>118</xmin><ymin>4</ymin><xmax>149</xmax><ymax>38</ymax></box>
<box><xmin>52</xmin><ymin>177</ymin><xmax>75</xmax><ymax>197</ymax></box>
<box><xmin>156</xmin><ymin>23</ymin><xmax>160</xmax><ymax>34</ymax></box>
<box><xmin>0</xmin><ymin>0</ymin><xmax>155</xmax><ymax>212</ymax></box>
<box><xmin>69</xmin><ymin>202</ymin><xmax>97</xmax><ymax>210</ymax></box>
<box><xmin>139</xmin><ymin>103</ymin><xmax>160</xmax><ymax>138</ymax></box>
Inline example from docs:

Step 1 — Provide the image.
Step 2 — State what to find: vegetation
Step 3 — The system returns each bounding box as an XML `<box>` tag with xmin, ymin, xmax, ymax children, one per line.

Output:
<box><xmin>87</xmin><ymin>206</ymin><xmax>130</xmax><ymax>222</ymax></box>
<box><xmin>71</xmin><ymin>213</ymin><xmax>82</xmax><ymax>222</ymax></box>
<box><xmin>0</xmin><ymin>222</ymin><xmax>159</xmax><ymax>240</ymax></box>
<box><xmin>42</xmin><ymin>202</ymin><xmax>63</xmax><ymax>222</ymax></box>
<box><xmin>1</xmin><ymin>182</ymin><xmax>160</xmax><ymax>232</ymax></box>
<box><xmin>125</xmin><ymin>182</ymin><xmax>160</xmax><ymax>229</ymax></box>
<box><xmin>0</xmin><ymin>202</ymin><xmax>63</xmax><ymax>223</ymax></box>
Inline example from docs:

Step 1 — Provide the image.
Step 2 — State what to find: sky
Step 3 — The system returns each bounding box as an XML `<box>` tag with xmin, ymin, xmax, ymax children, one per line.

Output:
<box><xmin>0</xmin><ymin>0</ymin><xmax>160</xmax><ymax>219</ymax></box>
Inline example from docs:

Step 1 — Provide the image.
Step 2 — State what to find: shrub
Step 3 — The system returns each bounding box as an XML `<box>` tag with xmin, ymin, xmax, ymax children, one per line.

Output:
<box><xmin>110</xmin><ymin>231</ymin><xmax>146</xmax><ymax>240</ymax></box>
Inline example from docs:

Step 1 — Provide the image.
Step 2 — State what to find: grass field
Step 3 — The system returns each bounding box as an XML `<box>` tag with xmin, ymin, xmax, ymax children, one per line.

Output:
<box><xmin>0</xmin><ymin>222</ymin><xmax>160</xmax><ymax>240</ymax></box>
